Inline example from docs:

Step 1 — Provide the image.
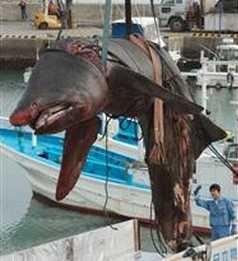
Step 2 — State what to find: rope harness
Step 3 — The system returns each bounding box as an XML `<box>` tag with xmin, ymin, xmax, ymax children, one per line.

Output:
<box><xmin>63</xmin><ymin>40</ymin><xmax>105</xmax><ymax>74</ymax></box>
<box><xmin>129</xmin><ymin>34</ymin><xmax>166</xmax><ymax>164</ymax></box>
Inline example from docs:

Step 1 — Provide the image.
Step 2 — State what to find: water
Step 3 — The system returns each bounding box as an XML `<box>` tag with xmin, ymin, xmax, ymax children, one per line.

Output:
<box><xmin>193</xmin><ymin>87</ymin><xmax>238</xmax><ymax>134</ymax></box>
<box><xmin>0</xmin><ymin>71</ymin><xmax>237</xmax><ymax>256</ymax></box>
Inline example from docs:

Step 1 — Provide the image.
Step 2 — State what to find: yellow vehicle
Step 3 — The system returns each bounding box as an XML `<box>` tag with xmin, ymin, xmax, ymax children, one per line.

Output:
<box><xmin>34</xmin><ymin>0</ymin><xmax>62</xmax><ymax>29</ymax></box>
<box><xmin>34</xmin><ymin>10</ymin><xmax>62</xmax><ymax>30</ymax></box>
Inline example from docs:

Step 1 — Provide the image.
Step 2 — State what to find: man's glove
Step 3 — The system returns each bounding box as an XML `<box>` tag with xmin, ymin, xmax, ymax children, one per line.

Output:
<box><xmin>193</xmin><ymin>185</ymin><xmax>202</xmax><ymax>197</ymax></box>
<box><xmin>231</xmin><ymin>224</ymin><xmax>237</xmax><ymax>235</ymax></box>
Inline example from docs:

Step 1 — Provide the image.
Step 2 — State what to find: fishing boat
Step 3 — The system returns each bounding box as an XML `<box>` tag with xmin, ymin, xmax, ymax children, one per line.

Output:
<box><xmin>0</xmin><ymin>116</ymin><xmax>237</xmax><ymax>234</ymax></box>
<box><xmin>197</xmin><ymin>37</ymin><xmax>238</xmax><ymax>89</ymax></box>
<box><xmin>183</xmin><ymin>37</ymin><xmax>238</xmax><ymax>89</ymax></box>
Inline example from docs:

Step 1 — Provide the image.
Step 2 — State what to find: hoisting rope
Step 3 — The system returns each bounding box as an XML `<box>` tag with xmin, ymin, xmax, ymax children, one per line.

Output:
<box><xmin>102</xmin><ymin>115</ymin><xmax>118</xmax><ymax>231</ymax></box>
<box><xmin>150</xmin><ymin>201</ymin><xmax>168</xmax><ymax>257</ymax></box>
<box><xmin>128</xmin><ymin>34</ymin><xmax>165</xmax><ymax>165</ymax></box>
<box><xmin>127</xmin><ymin>34</ymin><xmax>172</xmax><ymax>255</ymax></box>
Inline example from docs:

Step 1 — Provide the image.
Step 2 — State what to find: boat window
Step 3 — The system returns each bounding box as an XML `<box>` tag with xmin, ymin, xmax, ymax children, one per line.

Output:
<box><xmin>222</xmin><ymin>251</ymin><xmax>228</xmax><ymax>261</ymax></box>
<box><xmin>38</xmin><ymin>151</ymin><xmax>49</xmax><ymax>159</ymax></box>
<box><xmin>235</xmin><ymin>50</ymin><xmax>238</xmax><ymax>60</ymax></box>
<box><xmin>176</xmin><ymin>0</ymin><xmax>183</xmax><ymax>3</ymax></box>
<box><xmin>207</xmin><ymin>64</ymin><xmax>214</xmax><ymax>72</ymax></box>
<box><xmin>229</xmin><ymin>67</ymin><xmax>236</xmax><ymax>73</ymax></box>
<box><xmin>216</xmin><ymin>64</ymin><xmax>228</xmax><ymax>72</ymax></box>
<box><xmin>219</xmin><ymin>49</ymin><xmax>238</xmax><ymax>60</ymax></box>
<box><xmin>213</xmin><ymin>253</ymin><xmax>220</xmax><ymax>261</ymax></box>
<box><xmin>160</xmin><ymin>0</ymin><xmax>175</xmax><ymax>6</ymax></box>
<box><xmin>227</xmin><ymin>145</ymin><xmax>238</xmax><ymax>160</ymax></box>
<box><xmin>230</xmin><ymin>248</ymin><xmax>237</xmax><ymax>260</ymax></box>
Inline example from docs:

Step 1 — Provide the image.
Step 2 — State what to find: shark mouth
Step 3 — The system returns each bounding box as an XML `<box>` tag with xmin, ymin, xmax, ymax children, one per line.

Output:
<box><xmin>10</xmin><ymin>102</ymin><xmax>94</xmax><ymax>135</ymax></box>
<box><xmin>33</xmin><ymin>104</ymin><xmax>74</xmax><ymax>134</ymax></box>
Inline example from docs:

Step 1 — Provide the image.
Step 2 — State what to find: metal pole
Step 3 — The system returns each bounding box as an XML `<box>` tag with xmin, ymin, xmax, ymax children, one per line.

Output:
<box><xmin>32</xmin><ymin>133</ymin><xmax>38</xmax><ymax>148</ymax></box>
<box><xmin>101</xmin><ymin>0</ymin><xmax>112</xmax><ymax>66</ymax></box>
<box><xmin>219</xmin><ymin>0</ymin><xmax>223</xmax><ymax>32</ymax></box>
<box><xmin>200</xmin><ymin>50</ymin><xmax>208</xmax><ymax>114</ymax></box>
<box><xmin>230</xmin><ymin>100</ymin><xmax>238</xmax><ymax>143</ymax></box>
<box><xmin>45</xmin><ymin>0</ymin><xmax>48</xmax><ymax>16</ymax></box>
<box><xmin>125</xmin><ymin>0</ymin><xmax>132</xmax><ymax>37</ymax></box>
<box><xmin>201</xmin><ymin>80</ymin><xmax>207</xmax><ymax>114</ymax></box>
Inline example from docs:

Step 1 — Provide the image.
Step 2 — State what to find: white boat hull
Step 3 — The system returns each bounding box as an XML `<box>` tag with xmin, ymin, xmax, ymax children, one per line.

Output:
<box><xmin>0</xmin><ymin>142</ymin><xmax>212</xmax><ymax>232</ymax></box>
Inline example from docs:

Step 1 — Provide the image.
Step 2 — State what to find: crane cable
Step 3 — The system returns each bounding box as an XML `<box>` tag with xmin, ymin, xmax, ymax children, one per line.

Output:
<box><xmin>208</xmin><ymin>143</ymin><xmax>237</xmax><ymax>175</ymax></box>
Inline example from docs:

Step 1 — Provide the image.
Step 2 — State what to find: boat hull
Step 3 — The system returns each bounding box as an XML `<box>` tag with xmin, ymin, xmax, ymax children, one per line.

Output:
<box><xmin>0</xmin><ymin>142</ymin><xmax>211</xmax><ymax>233</ymax></box>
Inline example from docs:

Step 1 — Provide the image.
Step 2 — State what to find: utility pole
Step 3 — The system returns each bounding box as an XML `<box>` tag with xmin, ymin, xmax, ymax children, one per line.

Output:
<box><xmin>125</xmin><ymin>0</ymin><xmax>132</xmax><ymax>37</ymax></box>
<box><xmin>65</xmin><ymin>0</ymin><xmax>72</xmax><ymax>29</ymax></box>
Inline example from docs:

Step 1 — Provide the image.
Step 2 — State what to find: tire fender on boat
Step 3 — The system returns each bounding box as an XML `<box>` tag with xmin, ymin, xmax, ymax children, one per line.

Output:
<box><xmin>215</xmin><ymin>82</ymin><xmax>222</xmax><ymax>90</ymax></box>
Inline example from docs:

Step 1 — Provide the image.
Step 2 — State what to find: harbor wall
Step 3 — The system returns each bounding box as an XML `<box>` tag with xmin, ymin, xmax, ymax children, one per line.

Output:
<box><xmin>0</xmin><ymin>26</ymin><xmax>102</xmax><ymax>70</ymax></box>
<box><xmin>0</xmin><ymin>37</ymin><xmax>46</xmax><ymax>70</ymax></box>
<box><xmin>2</xmin><ymin>33</ymin><xmax>238</xmax><ymax>70</ymax></box>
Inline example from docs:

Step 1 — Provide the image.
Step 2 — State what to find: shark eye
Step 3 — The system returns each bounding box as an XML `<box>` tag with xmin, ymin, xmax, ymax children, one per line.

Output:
<box><xmin>31</xmin><ymin>102</ymin><xmax>38</xmax><ymax>109</ymax></box>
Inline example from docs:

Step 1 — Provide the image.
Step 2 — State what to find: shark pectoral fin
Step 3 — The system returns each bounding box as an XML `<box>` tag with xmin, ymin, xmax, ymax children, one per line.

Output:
<box><xmin>56</xmin><ymin>118</ymin><xmax>100</xmax><ymax>201</ymax></box>
<box><xmin>190</xmin><ymin>114</ymin><xmax>227</xmax><ymax>159</ymax></box>
<box><xmin>198</xmin><ymin>114</ymin><xmax>227</xmax><ymax>141</ymax></box>
<box><xmin>109</xmin><ymin>65</ymin><xmax>203</xmax><ymax>114</ymax></box>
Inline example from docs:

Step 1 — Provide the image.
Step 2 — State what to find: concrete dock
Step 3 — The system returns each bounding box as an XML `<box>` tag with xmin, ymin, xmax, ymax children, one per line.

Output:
<box><xmin>0</xmin><ymin>21</ymin><xmax>102</xmax><ymax>70</ymax></box>
<box><xmin>1</xmin><ymin>20</ymin><xmax>238</xmax><ymax>70</ymax></box>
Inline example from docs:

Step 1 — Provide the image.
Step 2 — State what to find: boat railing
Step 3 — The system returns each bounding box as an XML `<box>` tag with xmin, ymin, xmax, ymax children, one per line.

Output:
<box><xmin>0</xmin><ymin>115</ymin><xmax>145</xmax><ymax>161</ymax></box>
<box><xmin>202</xmin><ymin>60</ymin><xmax>238</xmax><ymax>74</ymax></box>
<box><xmin>167</xmin><ymin>234</ymin><xmax>238</xmax><ymax>260</ymax></box>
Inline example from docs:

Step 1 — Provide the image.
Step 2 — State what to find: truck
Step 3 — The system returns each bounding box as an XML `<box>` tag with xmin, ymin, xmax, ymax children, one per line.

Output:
<box><xmin>158</xmin><ymin>0</ymin><xmax>238</xmax><ymax>32</ymax></box>
<box><xmin>158</xmin><ymin>0</ymin><xmax>202</xmax><ymax>31</ymax></box>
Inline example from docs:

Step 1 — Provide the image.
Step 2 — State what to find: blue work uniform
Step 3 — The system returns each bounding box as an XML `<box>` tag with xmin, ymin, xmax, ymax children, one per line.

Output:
<box><xmin>195</xmin><ymin>196</ymin><xmax>236</xmax><ymax>240</ymax></box>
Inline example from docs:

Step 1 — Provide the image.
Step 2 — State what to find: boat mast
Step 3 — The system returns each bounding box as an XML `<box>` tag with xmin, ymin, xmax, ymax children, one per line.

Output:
<box><xmin>230</xmin><ymin>100</ymin><xmax>238</xmax><ymax>143</ymax></box>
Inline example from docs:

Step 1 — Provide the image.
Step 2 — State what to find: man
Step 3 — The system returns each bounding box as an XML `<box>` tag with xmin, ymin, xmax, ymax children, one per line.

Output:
<box><xmin>19</xmin><ymin>0</ymin><xmax>27</xmax><ymax>20</ymax></box>
<box><xmin>194</xmin><ymin>184</ymin><xmax>237</xmax><ymax>240</ymax></box>
<box><xmin>48</xmin><ymin>0</ymin><xmax>60</xmax><ymax>18</ymax></box>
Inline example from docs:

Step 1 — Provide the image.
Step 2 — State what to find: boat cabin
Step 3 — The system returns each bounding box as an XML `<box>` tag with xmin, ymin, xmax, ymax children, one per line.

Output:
<box><xmin>216</xmin><ymin>38</ymin><xmax>238</xmax><ymax>61</ymax></box>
